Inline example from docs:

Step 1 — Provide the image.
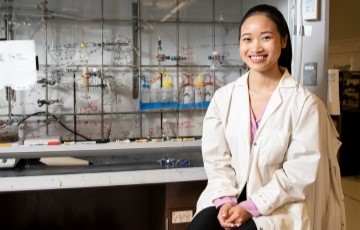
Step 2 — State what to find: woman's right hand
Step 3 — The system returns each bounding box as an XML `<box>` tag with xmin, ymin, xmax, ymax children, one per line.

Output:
<box><xmin>217</xmin><ymin>203</ymin><xmax>237</xmax><ymax>229</ymax></box>
<box><xmin>218</xmin><ymin>203</ymin><xmax>253</xmax><ymax>229</ymax></box>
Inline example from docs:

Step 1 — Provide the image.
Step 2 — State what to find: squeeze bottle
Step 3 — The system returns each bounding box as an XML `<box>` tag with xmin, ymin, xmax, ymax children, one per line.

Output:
<box><xmin>204</xmin><ymin>75</ymin><xmax>214</xmax><ymax>102</ymax></box>
<box><xmin>150</xmin><ymin>74</ymin><xmax>162</xmax><ymax>103</ymax></box>
<box><xmin>183</xmin><ymin>75</ymin><xmax>194</xmax><ymax>104</ymax></box>
<box><xmin>194</xmin><ymin>74</ymin><xmax>205</xmax><ymax>103</ymax></box>
<box><xmin>162</xmin><ymin>72</ymin><xmax>173</xmax><ymax>102</ymax></box>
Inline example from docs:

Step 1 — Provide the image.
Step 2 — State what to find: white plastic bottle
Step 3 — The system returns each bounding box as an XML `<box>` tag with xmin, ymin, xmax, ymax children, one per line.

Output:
<box><xmin>150</xmin><ymin>79</ymin><xmax>161</xmax><ymax>103</ymax></box>
<box><xmin>194</xmin><ymin>74</ymin><xmax>205</xmax><ymax>103</ymax></box>
<box><xmin>172</xmin><ymin>82</ymin><xmax>179</xmax><ymax>103</ymax></box>
<box><xmin>182</xmin><ymin>75</ymin><xmax>194</xmax><ymax>104</ymax></box>
<box><xmin>162</xmin><ymin>72</ymin><xmax>173</xmax><ymax>102</ymax></box>
<box><xmin>204</xmin><ymin>75</ymin><xmax>214</xmax><ymax>102</ymax></box>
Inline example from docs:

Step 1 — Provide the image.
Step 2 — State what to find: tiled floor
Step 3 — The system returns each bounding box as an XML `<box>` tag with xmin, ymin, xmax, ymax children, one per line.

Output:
<box><xmin>342</xmin><ymin>176</ymin><xmax>360</xmax><ymax>230</ymax></box>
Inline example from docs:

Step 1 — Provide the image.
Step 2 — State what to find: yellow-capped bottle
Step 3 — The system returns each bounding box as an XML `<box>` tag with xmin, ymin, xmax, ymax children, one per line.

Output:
<box><xmin>194</xmin><ymin>74</ymin><xmax>205</xmax><ymax>103</ymax></box>
<box><xmin>161</xmin><ymin>72</ymin><xmax>173</xmax><ymax>102</ymax></box>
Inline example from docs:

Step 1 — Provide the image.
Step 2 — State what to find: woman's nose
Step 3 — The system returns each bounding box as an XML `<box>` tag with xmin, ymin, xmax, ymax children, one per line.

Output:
<box><xmin>251</xmin><ymin>40</ymin><xmax>263</xmax><ymax>52</ymax></box>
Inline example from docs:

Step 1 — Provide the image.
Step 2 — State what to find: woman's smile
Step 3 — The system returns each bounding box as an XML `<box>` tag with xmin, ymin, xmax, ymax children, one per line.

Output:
<box><xmin>250</xmin><ymin>55</ymin><xmax>267</xmax><ymax>62</ymax></box>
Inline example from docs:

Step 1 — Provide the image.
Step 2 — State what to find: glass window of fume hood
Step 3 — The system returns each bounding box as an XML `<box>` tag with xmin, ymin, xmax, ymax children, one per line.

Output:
<box><xmin>0</xmin><ymin>0</ymin><xmax>289</xmax><ymax>142</ymax></box>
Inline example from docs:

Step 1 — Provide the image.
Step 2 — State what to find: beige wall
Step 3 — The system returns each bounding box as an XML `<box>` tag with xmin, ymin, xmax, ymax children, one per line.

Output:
<box><xmin>330</xmin><ymin>0</ymin><xmax>360</xmax><ymax>41</ymax></box>
<box><xmin>329</xmin><ymin>0</ymin><xmax>360</xmax><ymax>70</ymax></box>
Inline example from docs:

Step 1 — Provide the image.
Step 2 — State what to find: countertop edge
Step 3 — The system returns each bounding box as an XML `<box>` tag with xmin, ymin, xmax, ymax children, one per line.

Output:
<box><xmin>0</xmin><ymin>166</ymin><xmax>207</xmax><ymax>192</ymax></box>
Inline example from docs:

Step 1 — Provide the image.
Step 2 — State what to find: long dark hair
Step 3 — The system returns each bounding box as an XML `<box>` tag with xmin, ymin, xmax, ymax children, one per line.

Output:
<box><xmin>239</xmin><ymin>4</ymin><xmax>292</xmax><ymax>74</ymax></box>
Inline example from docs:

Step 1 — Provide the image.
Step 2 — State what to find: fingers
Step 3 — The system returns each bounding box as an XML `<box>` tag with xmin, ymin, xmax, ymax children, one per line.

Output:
<box><xmin>218</xmin><ymin>203</ymin><xmax>236</xmax><ymax>228</ymax></box>
<box><xmin>219</xmin><ymin>205</ymin><xmax>253</xmax><ymax>228</ymax></box>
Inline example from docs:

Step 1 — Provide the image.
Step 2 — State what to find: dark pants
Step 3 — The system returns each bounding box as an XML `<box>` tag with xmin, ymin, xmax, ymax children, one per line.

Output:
<box><xmin>187</xmin><ymin>187</ymin><xmax>257</xmax><ymax>230</ymax></box>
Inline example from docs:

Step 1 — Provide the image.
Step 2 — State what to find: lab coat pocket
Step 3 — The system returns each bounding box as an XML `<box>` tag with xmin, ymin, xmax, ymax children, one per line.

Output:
<box><xmin>258</xmin><ymin>128</ymin><xmax>290</xmax><ymax>166</ymax></box>
<box><xmin>254</xmin><ymin>202</ymin><xmax>309</xmax><ymax>230</ymax></box>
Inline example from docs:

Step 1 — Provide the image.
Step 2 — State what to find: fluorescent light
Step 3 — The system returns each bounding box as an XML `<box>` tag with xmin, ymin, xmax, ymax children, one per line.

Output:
<box><xmin>160</xmin><ymin>2</ymin><xmax>187</xmax><ymax>22</ymax></box>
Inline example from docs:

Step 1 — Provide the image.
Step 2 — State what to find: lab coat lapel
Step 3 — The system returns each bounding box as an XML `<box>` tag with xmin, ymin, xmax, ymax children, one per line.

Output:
<box><xmin>227</xmin><ymin>76</ymin><xmax>251</xmax><ymax>157</ymax></box>
<box><xmin>256</xmin><ymin>71</ymin><xmax>294</xmax><ymax>131</ymax></box>
<box><xmin>259</xmin><ymin>87</ymin><xmax>283</xmax><ymax>129</ymax></box>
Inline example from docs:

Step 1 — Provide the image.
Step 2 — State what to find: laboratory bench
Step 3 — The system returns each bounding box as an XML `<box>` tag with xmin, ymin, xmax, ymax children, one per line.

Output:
<box><xmin>0</xmin><ymin>140</ymin><xmax>207</xmax><ymax>230</ymax></box>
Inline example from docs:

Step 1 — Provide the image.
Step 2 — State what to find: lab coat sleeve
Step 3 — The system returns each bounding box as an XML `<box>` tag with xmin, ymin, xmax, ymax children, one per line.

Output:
<box><xmin>250</xmin><ymin>95</ymin><xmax>323</xmax><ymax>215</ymax></box>
<box><xmin>201</xmin><ymin>89</ymin><xmax>239</xmax><ymax>201</ymax></box>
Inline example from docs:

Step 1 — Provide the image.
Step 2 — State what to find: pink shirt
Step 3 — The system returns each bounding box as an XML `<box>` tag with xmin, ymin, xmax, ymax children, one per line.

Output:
<box><xmin>213</xmin><ymin>105</ymin><xmax>265</xmax><ymax>217</ymax></box>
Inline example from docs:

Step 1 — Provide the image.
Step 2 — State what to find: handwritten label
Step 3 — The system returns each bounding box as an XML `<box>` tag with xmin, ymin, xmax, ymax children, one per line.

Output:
<box><xmin>0</xmin><ymin>40</ymin><xmax>37</xmax><ymax>90</ymax></box>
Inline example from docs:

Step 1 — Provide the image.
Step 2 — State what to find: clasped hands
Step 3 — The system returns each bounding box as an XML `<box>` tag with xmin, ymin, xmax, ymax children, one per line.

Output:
<box><xmin>217</xmin><ymin>203</ymin><xmax>252</xmax><ymax>229</ymax></box>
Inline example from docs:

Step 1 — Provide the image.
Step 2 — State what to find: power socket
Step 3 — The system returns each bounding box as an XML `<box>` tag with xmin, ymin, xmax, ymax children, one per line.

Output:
<box><xmin>302</xmin><ymin>62</ymin><xmax>317</xmax><ymax>86</ymax></box>
<box><xmin>172</xmin><ymin>210</ymin><xmax>193</xmax><ymax>224</ymax></box>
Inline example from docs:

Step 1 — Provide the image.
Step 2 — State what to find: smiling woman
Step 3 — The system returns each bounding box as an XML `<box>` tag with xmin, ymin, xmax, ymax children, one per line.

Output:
<box><xmin>187</xmin><ymin>4</ymin><xmax>345</xmax><ymax>230</ymax></box>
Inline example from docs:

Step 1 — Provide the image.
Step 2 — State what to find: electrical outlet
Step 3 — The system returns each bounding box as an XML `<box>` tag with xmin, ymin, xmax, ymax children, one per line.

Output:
<box><xmin>302</xmin><ymin>62</ymin><xmax>317</xmax><ymax>86</ymax></box>
<box><xmin>172</xmin><ymin>210</ymin><xmax>193</xmax><ymax>224</ymax></box>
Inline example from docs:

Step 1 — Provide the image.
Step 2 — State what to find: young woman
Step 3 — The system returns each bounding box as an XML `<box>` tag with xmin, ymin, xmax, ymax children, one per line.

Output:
<box><xmin>187</xmin><ymin>4</ymin><xmax>345</xmax><ymax>230</ymax></box>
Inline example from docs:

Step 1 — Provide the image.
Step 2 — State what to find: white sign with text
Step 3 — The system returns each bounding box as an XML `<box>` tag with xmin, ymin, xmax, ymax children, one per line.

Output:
<box><xmin>0</xmin><ymin>40</ymin><xmax>37</xmax><ymax>90</ymax></box>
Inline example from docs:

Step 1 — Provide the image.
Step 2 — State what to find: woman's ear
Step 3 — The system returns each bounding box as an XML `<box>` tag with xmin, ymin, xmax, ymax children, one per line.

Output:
<box><xmin>281</xmin><ymin>35</ymin><xmax>288</xmax><ymax>48</ymax></box>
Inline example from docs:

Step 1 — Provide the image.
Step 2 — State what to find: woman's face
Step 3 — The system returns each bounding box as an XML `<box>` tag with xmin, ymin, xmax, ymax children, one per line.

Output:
<box><xmin>239</xmin><ymin>14</ymin><xmax>286</xmax><ymax>74</ymax></box>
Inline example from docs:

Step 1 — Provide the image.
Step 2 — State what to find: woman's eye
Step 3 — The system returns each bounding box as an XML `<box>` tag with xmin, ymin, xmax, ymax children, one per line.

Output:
<box><xmin>242</xmin><ymin>37</ymin><xmax>251</xmax><ymax>42</ymax></box>
<box><xmin>262</xmin><ymin>36</ymin><xmax>272</xmax><ymax>41</ymax></box>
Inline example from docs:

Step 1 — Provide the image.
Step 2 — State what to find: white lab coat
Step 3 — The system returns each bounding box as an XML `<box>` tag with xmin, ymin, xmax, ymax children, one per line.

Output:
<box><xmin>195</xmin><ymin>69</ymin><xmax>346</xmax><ymax>230</ymax></box>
